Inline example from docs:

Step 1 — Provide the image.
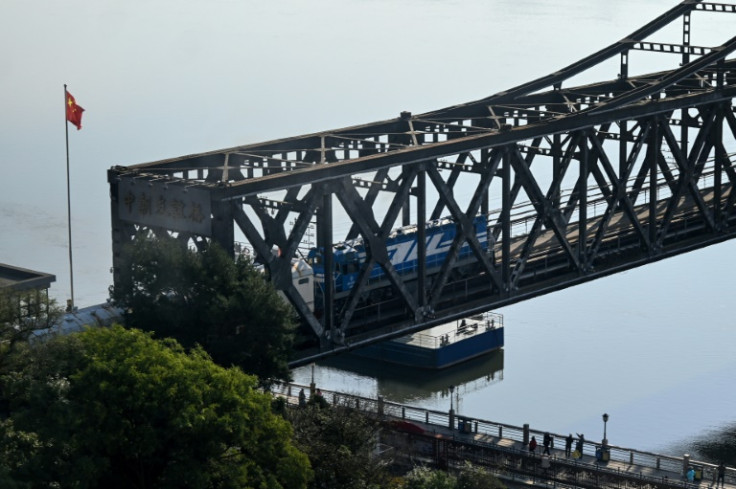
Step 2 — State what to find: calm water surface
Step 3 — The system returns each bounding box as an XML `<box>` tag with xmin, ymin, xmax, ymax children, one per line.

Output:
<box><xmin>2</xmin><ymin>0</ymin><xmax>735</xmax><ymax>456</ymax></box>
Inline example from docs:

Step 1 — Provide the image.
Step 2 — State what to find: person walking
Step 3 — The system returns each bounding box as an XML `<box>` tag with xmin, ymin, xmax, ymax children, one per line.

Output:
<box><xmin>717</xmin><ymin>462</ymin><xmax>726</xmax><ymax>488</ymax></box>
<box><xmin>529</xmin><ymin>436</ymin><xmax>538</xmax><ymax>455</ymax></box>
<box><xmin>565</xmin><ymin>433</ymin><xmax>574</xmax><ymax>457</ymax></box>
<box><xmin>543</xmin><ymin>432</ymin><xmax>552</xmax><ymax>455</ymax></box>
<box><xmin>687</xmin><ymin>466</ymin><xmax>696</xmax><ymax>484</ymax></box>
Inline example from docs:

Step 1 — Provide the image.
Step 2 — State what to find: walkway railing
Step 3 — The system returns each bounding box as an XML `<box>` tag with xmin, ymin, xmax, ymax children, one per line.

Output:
<box><xmin>273</xmin><ymin>382</ymin><xmax>732</xmax><ymax>486</ymax></box>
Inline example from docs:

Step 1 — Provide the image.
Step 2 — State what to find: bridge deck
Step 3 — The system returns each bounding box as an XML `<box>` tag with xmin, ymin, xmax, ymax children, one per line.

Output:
<box><xmin>274</xmin><ymin>383</ymin><xmax>733</xmax><ymax>489</ymax></box>
<box><xmin>417</xmin><ymin>420</ymin><xmax>724</xmax><ymax>489</ymax></box>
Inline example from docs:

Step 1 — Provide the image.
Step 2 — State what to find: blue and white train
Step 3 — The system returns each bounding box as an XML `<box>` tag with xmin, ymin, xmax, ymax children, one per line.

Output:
<box><xmin>306</xmin><ymin>215</ymin><xmax>489</xmax><ymax>297</ymax></box>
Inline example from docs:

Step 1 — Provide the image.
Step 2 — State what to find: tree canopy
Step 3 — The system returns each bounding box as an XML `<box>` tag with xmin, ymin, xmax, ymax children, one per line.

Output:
<box><xmin>286</xmin><ymin>399</ymin><xmax>392</xmax><ymax>489</ymax></box>
<box><xmin>0</xmin><ymin>325</ymin><xmax>311</xmax><ymax>489</ymax></box>
<box><xmin>112</xmin><ymin>234</ymin><xmax>296</xmax><ymax>384</ymax></box>
<box><xmin>0</xmin><ymin>288</ymin><xmax>62</xmax><ymax>349</ymax></box>
<box><xmin>401</xmin><ymin>463</ymin><xmax>506</xmax><ymax>489</ymax></box>
<box><xmin>0</xmin><ymin>288</ymin><xmax>63</xmax><ymax>398</ymax></box>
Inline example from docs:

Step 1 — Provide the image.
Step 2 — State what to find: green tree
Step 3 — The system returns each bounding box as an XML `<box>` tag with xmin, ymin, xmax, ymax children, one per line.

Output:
<box><xmin>403</xmin><ymin>466</ymin><xmax>457</xmax><ymax>489</ymax></box>
<box><xmin>456</xmin><ymin>463</ymin><xmax>506</xmax><ymax>489</ymax></box>
<box><xmin>0</xmin><ymin>288</ymin><xmax>63</xmax><ymax>422</ymax></box>
<box><xmin>1</xmin><ymin>326</ymin><xmax>311</xmax><ymax>489</ymax></box>
<box><xmin>287</xmin><ymin>401</ymin><xmax>392</xmax><ymax>489</ymax></box>
<box><xmin>400</xmin><ymin>463</ymin><xmax>506</xmax><ymax>489</ymax></box>
<box><xmin>0</xmin><ymin>418</ymin><xmax>40</xmax><ymax>489</ymax></box>
<box><xmin>112</xmin><ymin>234</ymin><xmax>296</xmax><ymax>384</ymax></box>
<box><xmin>0</xmin><ymin>288</ymin><xmax>63</xmax><ymax>369</ymax></box>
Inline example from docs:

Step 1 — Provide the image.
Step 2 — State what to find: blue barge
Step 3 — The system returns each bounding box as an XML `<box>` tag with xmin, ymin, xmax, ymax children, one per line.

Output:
<box><xmin>353</xmin><ymin>312</ymin><xmax>504</xmax><ymax>369</ymax></box>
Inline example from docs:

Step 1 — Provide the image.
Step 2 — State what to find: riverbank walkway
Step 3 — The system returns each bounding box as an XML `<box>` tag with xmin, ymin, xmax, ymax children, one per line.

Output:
<box><xmin>273</xmin><ymin>382</ymin><xmax>734</xmax><ymax>489</ymax></box>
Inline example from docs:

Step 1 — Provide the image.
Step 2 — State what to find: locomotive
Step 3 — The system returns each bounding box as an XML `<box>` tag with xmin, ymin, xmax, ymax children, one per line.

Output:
<box><xmin>305</xmin><ymin>215</ymin><xmax>489</xmax><ymax>308</ymax></box>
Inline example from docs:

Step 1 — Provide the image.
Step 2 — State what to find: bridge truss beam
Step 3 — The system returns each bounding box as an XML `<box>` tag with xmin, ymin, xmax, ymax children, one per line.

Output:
<box><xmin>108</xmin><ymin>0</ymin><xmax>736</xmax><ymax>363</ymax></box>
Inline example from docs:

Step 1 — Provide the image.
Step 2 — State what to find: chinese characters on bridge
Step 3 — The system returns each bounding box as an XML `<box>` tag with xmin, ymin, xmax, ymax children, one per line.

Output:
<box><xmin>117</xmin><ymin>177</ymin><xmax>212</xmax><ymax>236</ymax></box>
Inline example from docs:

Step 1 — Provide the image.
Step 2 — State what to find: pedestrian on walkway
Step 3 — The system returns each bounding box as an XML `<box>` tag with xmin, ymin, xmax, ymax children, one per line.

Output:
<box><xmin>298</xmin><ymin>388</ymin><xmax>306</xmax><ymax>407</ymax></box>
<box><xmin>529</xmin><ymin>436</ymin><xmax>538</xmax><ymax>455</ymax></box>
<box><xmin>543</xmin><ymin>432</ymin><xmax>552</xmax><ymax>455</ymax></box>
<box><xmin>575</xmin><ymin>433</ymin><xmax>585</xmax><ymax>457</ymax></box>
<box><xmin>565</xmin><ymin>433</ymin><xmax>574</xmax><ymax>457</ymax></box>
<box><xmin>717</xmin><ymin>462</ymin><xmax>726</xmax><ymax>488</ymax></box>
<box><xmin>687</xmin><ymin>466</ymin><xmax>696</xmax><ymax>484</ymax></box>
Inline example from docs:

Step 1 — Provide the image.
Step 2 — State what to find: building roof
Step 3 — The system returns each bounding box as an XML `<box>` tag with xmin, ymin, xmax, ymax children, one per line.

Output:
<box><xmin>0</xmin><ymin>263</ymin><xmax>56</xmax><ymax>292</ymax></box>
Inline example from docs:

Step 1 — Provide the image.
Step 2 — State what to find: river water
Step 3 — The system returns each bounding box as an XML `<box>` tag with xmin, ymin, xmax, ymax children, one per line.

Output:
<box><xmin>2</xmin><ymin>0</ymin><xmax>735</xmax><ymax>456</ymax></box>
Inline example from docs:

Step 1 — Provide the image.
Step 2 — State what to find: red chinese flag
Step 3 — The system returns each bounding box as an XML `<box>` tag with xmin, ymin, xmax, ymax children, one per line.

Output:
<box><xmin>65</xmin><ymin>90</ymin><xmax>85</xmax><ymax>130</ymax></box>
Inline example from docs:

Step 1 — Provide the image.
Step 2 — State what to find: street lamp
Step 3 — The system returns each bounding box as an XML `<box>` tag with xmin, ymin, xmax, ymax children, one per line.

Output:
<box><xmin>447</xmin><ymin>385</ymin><xmax>457</xmax><ymax>430</ymax></box>
<box><xmin>602</xmin><ymin>413</ymin><xmax>609</xmax><ymax>447</ymax></box>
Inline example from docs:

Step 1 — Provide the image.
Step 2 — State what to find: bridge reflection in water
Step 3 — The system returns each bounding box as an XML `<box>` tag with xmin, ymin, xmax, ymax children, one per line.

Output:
<box><xmin>273</xmin><ymin>383</ymin><xmax>733</xmax><ymax>489</ymax></box>
<box><xmin>309</xmin><ymin>349</ymin><xmax>504</xmax><ymax>406</ymax></box>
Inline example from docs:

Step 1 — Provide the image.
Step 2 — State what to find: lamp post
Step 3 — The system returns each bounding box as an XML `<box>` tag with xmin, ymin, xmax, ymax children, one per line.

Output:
<box><xmin>448</xmin><ymin>385</ymin><xmax>456</xmax><ymax>430</ymax></box>
<box><xmin>602</xmin><ymin>413</ymin><xmax>609</xmax><ymax>448</ymax></box>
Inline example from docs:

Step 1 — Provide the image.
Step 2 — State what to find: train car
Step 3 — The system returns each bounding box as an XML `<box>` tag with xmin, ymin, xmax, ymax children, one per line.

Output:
<box><xmin>306</xmin><ymin>215</ymin><xmax>489</xmax><ymax>299</ymax></box>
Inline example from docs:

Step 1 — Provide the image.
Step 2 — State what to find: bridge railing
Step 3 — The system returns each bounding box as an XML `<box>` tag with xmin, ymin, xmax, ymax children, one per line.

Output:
<box><xmin>273</xmin><ymin>382</ymin><xmax>731</xmax><ymax>484</ymax></box>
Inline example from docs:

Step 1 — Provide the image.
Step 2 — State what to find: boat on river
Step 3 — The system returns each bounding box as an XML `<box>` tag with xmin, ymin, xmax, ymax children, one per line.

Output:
<box><xmin>353</xmin><ymin>312</ymin><xmax>503</xmax><ymax>369</ymax></box>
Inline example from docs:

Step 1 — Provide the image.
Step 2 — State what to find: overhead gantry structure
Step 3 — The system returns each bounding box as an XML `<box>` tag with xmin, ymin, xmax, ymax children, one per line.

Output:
<box><xmin>109</xmin><ymin>0</ymin><xmax>736</xmax><ymax>362</ymax></box>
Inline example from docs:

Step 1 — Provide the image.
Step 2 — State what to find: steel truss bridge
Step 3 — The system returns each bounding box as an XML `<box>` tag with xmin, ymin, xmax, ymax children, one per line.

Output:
<box><xmin>108</xmin><ymin>0</ymin><xmax>736</xmax><ymax>364</ymax></box>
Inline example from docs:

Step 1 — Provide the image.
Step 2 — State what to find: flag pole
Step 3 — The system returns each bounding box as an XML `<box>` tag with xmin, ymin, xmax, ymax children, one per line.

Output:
<box><xmin>64</xmin><ymin>83</ymin><xmax>75</xmax><ymax>311</ymax></box>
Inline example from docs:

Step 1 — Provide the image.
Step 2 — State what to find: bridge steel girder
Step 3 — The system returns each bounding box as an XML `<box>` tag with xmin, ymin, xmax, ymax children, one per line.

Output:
<box><xmin>108</xmin><ymin>0</ymin><xmax>736</xmax><ymax>364</ymax></box>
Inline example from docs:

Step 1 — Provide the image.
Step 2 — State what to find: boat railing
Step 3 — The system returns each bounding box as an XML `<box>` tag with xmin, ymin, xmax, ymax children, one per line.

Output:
<box><xmin>410</xmin><ymin>311</ymin><xmax>504</xmax><ymax>349</ymax></box>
